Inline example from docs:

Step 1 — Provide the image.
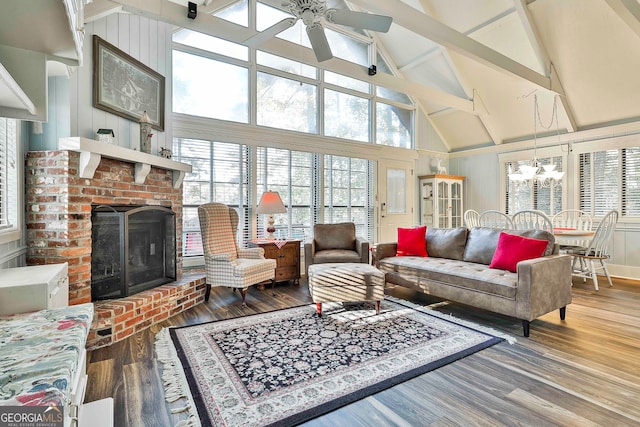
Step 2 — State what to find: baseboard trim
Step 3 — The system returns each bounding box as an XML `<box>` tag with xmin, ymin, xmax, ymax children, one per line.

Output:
<box><xmin>608</xmin><ymin>264</ymin><xmax>640</xmax><ymax>281</ymax></box>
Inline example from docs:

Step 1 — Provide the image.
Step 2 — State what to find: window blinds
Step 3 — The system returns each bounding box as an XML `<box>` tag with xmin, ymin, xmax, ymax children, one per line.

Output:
<box><xmin>0</xmin><ymin>118</ymin><xmax>7</xmax><ymax>227</ymax></box>
<box><xmin>0</xmin><ymin>118</ymin><xmax>17</xmax><ymax>230</ymax></box>
<box><xmin>323</xmin><ymin>156</ymin><xmax>375</xmax><ymax>242</ymax></box>
<box><xmin>581</xmin><ymin>147</ymin><xmax>640</xmax><ymax>217</ymax></box>
<box><xmin>173</xmin><ymin>138</ymin><xmax>249</xmax><ymax>256</ymax></box>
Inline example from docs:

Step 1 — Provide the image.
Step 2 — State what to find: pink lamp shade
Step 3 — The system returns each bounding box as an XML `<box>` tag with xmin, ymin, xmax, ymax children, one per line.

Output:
<box><xmin>256</xmin><ymin>191</ymin><xmax>287</xmax><ymax>239</ymax></box>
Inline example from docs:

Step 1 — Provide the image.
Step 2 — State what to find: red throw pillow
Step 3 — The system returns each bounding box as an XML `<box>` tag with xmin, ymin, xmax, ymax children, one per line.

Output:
<box><xmin>489</xmin><ymin>232</ymin><xmax>548</xmax><ymax>273</ymax></box>
<box><xmin>396</xmin><ymin>226</ymin><xmax>428</xmax><ymax>257</ymax></box>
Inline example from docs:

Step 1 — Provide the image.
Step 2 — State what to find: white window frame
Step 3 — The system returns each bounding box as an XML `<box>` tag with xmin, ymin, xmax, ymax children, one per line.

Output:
<box><xmin>0</xmin><ymin>118</ymin><xmax>21</xmax><ymax>244</ymax></box>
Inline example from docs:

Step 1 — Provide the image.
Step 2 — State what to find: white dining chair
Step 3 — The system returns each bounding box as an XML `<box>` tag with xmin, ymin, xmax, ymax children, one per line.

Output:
<box><xmin>566</xmin><ymin>210</ymin><xmax>618</xmax><ymax>291</ymax></box>
<box><xmin>552</xmin><ymin>210</ymin><xmax>593</xmax><ymax>249</ymax></box>
<box><xmin>463</xmin><ymin>209</ymin><xmax>481</xmax><ymax>228</ymax></box>
<box><xmin>552</xmin><ymin>209</ymin><xmax>592</xmax><ymax>231</ymax></box>
<box><xmin>478</xmin><ymin>210</ymin><xmax>513</xmax><ymax>229</ymax></box>
<box><xmin>512</xmin><ymin>210</ymin><xmax>553</xmax><ymax>232</ymax></box>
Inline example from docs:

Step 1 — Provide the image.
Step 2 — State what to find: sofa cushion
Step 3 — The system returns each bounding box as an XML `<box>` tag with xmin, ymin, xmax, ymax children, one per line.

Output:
<box><xmin>313</xmin><ymin>249</ymin><xmax>363</xmax><ymax>264</ymax></box>
<box><xmin>489</xmin><ymin>232</ymin><xmax>549</xmax><ymax>273</ymax></box>
<box><xmin>314</xmin><ymin>223</ymin><xmax>356</xmax><ymax>251</ymax></box>
<box><xmin>397</xmin><ymin>226</ymin><xmax>427</xmax><ymax>257</ymax></box>
<box><xmin>378</xmin><ymin>256</ymin><xmax>517</xmax><ymax>299</ymax></box>
<box><xmin>463</xmin><ymin>227</ymin><xmax>556</xmax><ymax>265</ymax></box>
<box><xmin>426</xmin><ymin>227</ymin><xmax>468</xmax><ymax>260</ymax></box>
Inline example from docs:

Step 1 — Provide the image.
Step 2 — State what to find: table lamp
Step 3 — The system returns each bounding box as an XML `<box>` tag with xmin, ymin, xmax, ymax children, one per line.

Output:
<box><xmin>256</xmin><ymin>191</ymin><xmax>287</xmax><ymax>239</ymax></box>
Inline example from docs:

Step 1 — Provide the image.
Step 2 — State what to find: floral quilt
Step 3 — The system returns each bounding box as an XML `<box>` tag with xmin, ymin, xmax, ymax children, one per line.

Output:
<box><xmin>0</xmin><ymin>303</ymin><xmax>94</xmax><ymax>407</ymax></box>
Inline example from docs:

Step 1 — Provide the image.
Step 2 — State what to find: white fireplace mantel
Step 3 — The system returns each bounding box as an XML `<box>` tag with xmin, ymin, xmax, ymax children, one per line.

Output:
<box><xmin>59</xmin><ymin>137</ymin><xmax>192</xmax><ymax>189</ymax></box>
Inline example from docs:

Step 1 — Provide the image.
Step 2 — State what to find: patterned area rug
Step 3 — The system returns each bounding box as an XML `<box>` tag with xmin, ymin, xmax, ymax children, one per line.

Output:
<box><xmin>156</xmin><ymin>297</ymin><xmax>511</xmax><ymax>427</ymax></box>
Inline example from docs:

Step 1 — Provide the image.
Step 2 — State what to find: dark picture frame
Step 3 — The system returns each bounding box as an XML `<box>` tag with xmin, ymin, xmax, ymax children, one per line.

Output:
<box><xmin>93</xmin><ymin>35</ymin><xmax>165</xmax><ymax>131</ymax></box>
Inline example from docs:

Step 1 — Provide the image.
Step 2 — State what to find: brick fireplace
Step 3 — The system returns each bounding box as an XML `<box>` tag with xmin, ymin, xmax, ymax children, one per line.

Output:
<box><xmin>25</xmin><ymin>138</ymin><xmax>206</xmax><ymax>349</ymax></box>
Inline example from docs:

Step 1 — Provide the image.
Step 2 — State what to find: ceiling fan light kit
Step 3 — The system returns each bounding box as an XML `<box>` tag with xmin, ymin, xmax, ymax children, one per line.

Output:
<box><xmin>242</xmin><ymin>0</ymin><xmax>393</xmax><ymax>63</ymax></box>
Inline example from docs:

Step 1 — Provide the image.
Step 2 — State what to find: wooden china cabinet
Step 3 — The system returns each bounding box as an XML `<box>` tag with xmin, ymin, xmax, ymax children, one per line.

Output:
<box><xmin>419</xmin><ymin>174</ymin><xmax>465</xmax><ymax>228</ymax></box>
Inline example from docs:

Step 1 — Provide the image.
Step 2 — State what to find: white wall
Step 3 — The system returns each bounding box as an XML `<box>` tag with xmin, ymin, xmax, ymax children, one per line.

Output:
<box><xmin>70</xmin><ymin>14</ymin><xmax>173</xmax><ymax>154</ymax></box>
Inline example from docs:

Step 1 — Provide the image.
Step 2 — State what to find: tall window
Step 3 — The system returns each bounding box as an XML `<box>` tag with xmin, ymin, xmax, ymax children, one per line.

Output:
<box><xmin>256</xmin><ymin>72</ymin><xmax>317</xmax><ymax>133</ymax></box>
<box><xmin>0</xmin><ymin>118</ymin><xmax>18</xmax><ymax>234</ymax></box>
<box><xmin>172</xmin><ymin>138</ymin><xmax>249</xmax><ymax>256</ymax></box>
<box><xmin>324</xmin><ymin>89</ymin><xmax>369</xmax><ymax>142</ymax></box>
<box><xmin>376</xmin><ymin>102</ymin><xmax>412</xmax><ymax>148</ymax></box>
<box><xmin>505</xmin><ymin>156</ymin><xmax>563</xmax><ymax>215</ymax></box>
<box><xmin>256</xmin><ymin>148</ymin><xmax>317</xmax><ymax>241</ymax></box>
<box><xmin>324</xmin><ymin>156</ymin><xmax>375</xmax><ymax>241</ymax></box>
<box><xmin>580</xmin><ymin>148</ymin><xmax>640</xmax><ymax>217</ymax></box>
<box><xmin>174</xmin><ymin>3</ymin><xmax>415</xmax><ymax>149</ymax></box>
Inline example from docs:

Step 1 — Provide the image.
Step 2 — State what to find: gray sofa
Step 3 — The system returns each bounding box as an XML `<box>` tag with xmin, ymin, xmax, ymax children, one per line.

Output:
<box><xmin>372</xmin><ymin>227</ymin><xmax>573</xmax><ymax>336</ymax></box>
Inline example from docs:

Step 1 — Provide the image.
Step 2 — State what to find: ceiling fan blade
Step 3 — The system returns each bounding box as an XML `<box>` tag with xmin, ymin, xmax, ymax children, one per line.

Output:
<box><xmin>306</xmin><ymin>24</ymin><xmax>333</xmax><ymax>62</ymax></box>
<box><xmin>326</xmin><ymin>9</ymin><xmax>393</xmax><ymax>32</ymax></box>
<box><xmin>243</xmin><ymin>17</ymin><xmax>297</xmax><ymax>47</ymax></box>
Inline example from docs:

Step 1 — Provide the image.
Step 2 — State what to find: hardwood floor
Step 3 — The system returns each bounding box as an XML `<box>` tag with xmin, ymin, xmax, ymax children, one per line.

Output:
<box><xmin>85</xmin><ymin>276</ymin><xmax>640</xmax><ymax>426</ymax></box>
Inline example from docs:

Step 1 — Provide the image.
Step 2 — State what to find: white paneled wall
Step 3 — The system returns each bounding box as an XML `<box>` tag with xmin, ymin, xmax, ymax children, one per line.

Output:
<box><xmin>0</xmin><ymin>240</ymin><xmax>26</xmax><ymax>269</ymax></box>
<box><xmin>70</xmin><ymin>14</ymin><xmax>173</xmax><ymax>154</ymax></box>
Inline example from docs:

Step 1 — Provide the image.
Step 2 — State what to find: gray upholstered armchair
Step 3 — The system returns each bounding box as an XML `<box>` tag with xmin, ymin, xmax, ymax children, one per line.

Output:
<box><xmin>304</xmin><ymin>222</ymin><xmax>369</xmax><ymax>277</ymax></box>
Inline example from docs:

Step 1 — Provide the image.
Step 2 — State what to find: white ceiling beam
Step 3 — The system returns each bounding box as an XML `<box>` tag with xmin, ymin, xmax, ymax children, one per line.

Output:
<box><xmin>512</xmin><ymin>0</ymin><xmax>576</xmax><ymax>132</ymax></box>
<box><xmin>406</xmin><ymin>0</ymin><xmax>503</xmax><ymax>144</ymax></box>
<box><xmin>513</xmin><ymin>0</ymin><xmax>550</xmax><ymax>76</ymax></box>
<box><xmin>605</xmin><ymin>0</ymin><xmax>640</xmax><ymax>38</ymax></box>
<box><xmin>348</xmin><ymin>0</ymin><xmax>563</xmax><ymax>96</ymax></box>
<box><xmin>369</xmin><ymin>30</ymin><xmax>453</xmax><ymax>151</ymax></box>
<box><xmin>106</xmin><ymin>0</ymin><xmax>477</xmax><ymax>114</ymax></box>
<box><xmin>198</xmin><ymin>0</ymin><xmax>238</xmax><ymax>15</ymax></box>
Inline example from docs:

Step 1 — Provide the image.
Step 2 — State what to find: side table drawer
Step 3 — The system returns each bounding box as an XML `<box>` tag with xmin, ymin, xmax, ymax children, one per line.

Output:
<box><xmin>276</xmin><ymin>266</ymin><xmax>299</xmax><ymax>281</ymax></box>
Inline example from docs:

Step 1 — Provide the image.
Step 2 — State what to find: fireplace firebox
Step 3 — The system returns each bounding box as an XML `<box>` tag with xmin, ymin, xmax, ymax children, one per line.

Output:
<box><xmin>91</xmin><ymin>205</ymin><xmax>177</xmax><ymax>300</ymax></box>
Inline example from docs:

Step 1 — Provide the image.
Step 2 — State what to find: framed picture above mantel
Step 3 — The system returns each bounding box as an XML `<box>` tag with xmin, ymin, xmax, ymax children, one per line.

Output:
<box><xmin>92</xmin><ymin>35</ymin><xmax>165</xmax><ymax>131</ymax></box>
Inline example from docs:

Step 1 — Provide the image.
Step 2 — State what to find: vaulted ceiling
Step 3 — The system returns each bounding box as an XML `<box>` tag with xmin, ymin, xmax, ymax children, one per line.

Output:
<box><xmin>85</xmin><ymin>0</ymin><xmax>640</xmax><ymax>153</ymax></box>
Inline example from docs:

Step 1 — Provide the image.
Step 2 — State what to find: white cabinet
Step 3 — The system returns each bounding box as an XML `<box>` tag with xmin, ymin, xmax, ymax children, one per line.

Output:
<box><xmin>419</xmin><ymin>174</ymin><xmax>464</xmax><ymax>228</ymax></box>
<box><xmin>0</xmin><ymin>263</ymin><xmax>69</xmax><ymax>315</ymax></box>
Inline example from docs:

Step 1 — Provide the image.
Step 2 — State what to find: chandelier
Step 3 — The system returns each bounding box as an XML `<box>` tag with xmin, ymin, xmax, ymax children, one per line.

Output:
<box><xmin>508</xmin><ymin>94</ymin><xmax>564</xmax><ymax>188</ymax></box>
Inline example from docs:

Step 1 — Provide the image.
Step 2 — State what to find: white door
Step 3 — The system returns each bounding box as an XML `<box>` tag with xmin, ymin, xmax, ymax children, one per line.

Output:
<box><xmin>377</xmin><ymin>159</ymin><xmax>415</xmax><ymax>243</ymax></box>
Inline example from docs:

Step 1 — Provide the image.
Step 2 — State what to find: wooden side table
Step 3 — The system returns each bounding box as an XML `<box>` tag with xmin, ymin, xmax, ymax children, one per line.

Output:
<box><xmin>248</xmin><ymin>239</ymin><xmax>301</xmax><ymax>285</ymax></box>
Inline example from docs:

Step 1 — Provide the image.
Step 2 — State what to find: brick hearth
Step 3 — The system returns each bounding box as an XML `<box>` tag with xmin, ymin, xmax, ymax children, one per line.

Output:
<box><xmin>25</xmin><ymin>149</ymin><xmax>205</xmax><ymax>349</ymax></box>
<box><xmin>88</xmin><ymin>274</ymin><xmax>206</xmax><ymax>349</ymax></box>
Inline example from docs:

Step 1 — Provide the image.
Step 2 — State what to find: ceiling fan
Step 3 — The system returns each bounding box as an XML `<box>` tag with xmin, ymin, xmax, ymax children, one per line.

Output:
<box><xmin>244</xmin><ymin>0</ymin><xmax>393</xmax><ymax>62</ymax></box>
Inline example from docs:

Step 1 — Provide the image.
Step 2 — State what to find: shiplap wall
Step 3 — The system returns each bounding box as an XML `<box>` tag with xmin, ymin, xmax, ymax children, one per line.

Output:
<box><xmin>70</xmin><ymin>14</ymin><xmax>173</xmax><ymax>153</ymax></box>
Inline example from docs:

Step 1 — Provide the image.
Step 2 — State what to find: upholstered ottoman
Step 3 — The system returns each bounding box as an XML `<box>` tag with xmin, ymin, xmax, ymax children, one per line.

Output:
<box><xmin>308</xmin><ymin>263</ymin><xmax>385</xmax><ymax>316</ymax></box>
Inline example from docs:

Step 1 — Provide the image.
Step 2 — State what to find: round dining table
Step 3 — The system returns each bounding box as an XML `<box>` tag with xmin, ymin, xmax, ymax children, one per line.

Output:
<box><xmin>553</xmin><ymin>228</ymin><xmax>595</xmax><ymax>247</ymax></box>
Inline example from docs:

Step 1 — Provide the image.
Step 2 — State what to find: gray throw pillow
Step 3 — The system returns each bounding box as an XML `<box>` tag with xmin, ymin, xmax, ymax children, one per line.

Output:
<box><xmin>463</xmin><ymin>227</ymin><xmax>502</xmax><ymax>265</ymax></box>
<box><xmin>426</xmin><ymin>227</ymin><xmax>468</xmax><ymax>260</ymax></box>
